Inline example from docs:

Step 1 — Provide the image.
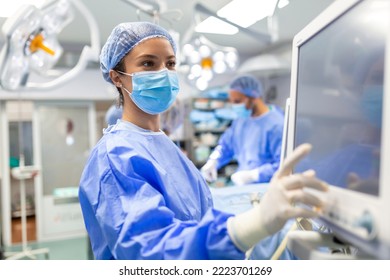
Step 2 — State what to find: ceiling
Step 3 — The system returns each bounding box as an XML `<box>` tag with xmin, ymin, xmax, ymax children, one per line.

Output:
<box><xmin>0</xmin><ymin>0</ymin><xmax>338</xmax><ymax>88</ymax></box>
<box><xmin>0</xmin><ymin>0</ymin><xmax>336</xmax><ymax>59</ymax></box>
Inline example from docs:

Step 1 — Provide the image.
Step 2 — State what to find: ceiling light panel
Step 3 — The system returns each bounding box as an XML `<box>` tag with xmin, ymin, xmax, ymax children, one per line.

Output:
<box><xmin>217</xmin><ymin>0</ymin><xmax>278</xmax><ymax>28</ymax></box>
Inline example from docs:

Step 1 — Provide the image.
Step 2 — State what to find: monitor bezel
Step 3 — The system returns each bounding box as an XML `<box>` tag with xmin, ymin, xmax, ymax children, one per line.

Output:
<box><xmin>287</xmin><ymin>0</ymin><xmax>390</xmax><ymax>259</ymax></box>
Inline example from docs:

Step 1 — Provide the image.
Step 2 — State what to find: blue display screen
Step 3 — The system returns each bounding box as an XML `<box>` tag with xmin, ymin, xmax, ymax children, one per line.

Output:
<box><xmin>294</xmin><ymin>0</ymin><xmax>387</xmax><ymax>196</ymax></box>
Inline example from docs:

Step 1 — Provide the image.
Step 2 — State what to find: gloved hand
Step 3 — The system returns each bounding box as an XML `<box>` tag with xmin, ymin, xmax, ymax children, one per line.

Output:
<box><xmin>227</xmin><ymin>143</ymin><xmax>329</xmax><ymax>252</ymax></box>
<box><xmin>231</xmin><ymin>169</ymin><xmax>258</xmax><ymax>185</ymax></box>
<box><xmin>200</xmin><ymin>159</ymin><xmax>218</xmax><ymax>182</ymax></box>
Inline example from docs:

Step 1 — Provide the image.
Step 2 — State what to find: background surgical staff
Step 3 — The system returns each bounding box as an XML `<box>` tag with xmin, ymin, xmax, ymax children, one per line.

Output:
<box><xmin>201</xmin><ymin>75</ymin><xmax>284</xmax><ymax>186</ymax></box>
<box><xmin>78</xmin><ymin>21</ymin><xmax>328</xmax><ymax>260</ymax></box>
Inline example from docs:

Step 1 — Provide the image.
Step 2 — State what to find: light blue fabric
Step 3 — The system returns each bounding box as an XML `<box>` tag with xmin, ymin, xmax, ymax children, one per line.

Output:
<box><xmin>79</xmin><ymin>120</ymin><xmax>245</xmax><ymax>260</ymax></box>
<box><xmin>105</xmin><ymin>105</ymin><xmax>123</xmax><ymax>125</ymax></box>
<box><xmin>214</xmin><ymin>107</ymin><xmax>237</xmax><ymax>121</ymax></box>
<box><xmin>190</xmin><ymin>110</ymin><xmax>216</xmax><ymax>123</ymax></box>
<box><xmin>229</xmin><ymin>75</ymin><xmax>263</xmax><ymax>98</ymax></box>
<box><xmin>120</xmin><ymin>69</ymin><xmax>180</xmax><ymax>115</ymax></box>
<box><xmin>231</xmin><ymin>103</ymin><xmax>252</xmax><ymax>118</ymax></box>
<box><xmin>215</xmin><ymin>104</ymin><xmax>283</xmax><ymax>121</ymax></box>
<box><xmin>100</xmin><ymin>22</ymin><xmax>177</xmax><ymax>84</ymax></box>
<box><xmin>213</xmin><ymin>109</ymin><xmax>284</xmax><ymax>183</ymax></box>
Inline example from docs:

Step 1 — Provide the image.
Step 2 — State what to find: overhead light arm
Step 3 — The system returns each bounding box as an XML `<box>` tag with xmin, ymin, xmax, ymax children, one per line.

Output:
<box><xmin>121</xmin><ymin>0</ymin><xmax>160</xmax><ymax>13</ymax></box>
<box><xmin>194</xmin><ymin>3</ymin><xmax>272</xmax><ymax>43</ymax></box>
<box><xmin>120</xmin><ymin>0</ymin><xmax>183</xmax><ymax>25</ymax></box>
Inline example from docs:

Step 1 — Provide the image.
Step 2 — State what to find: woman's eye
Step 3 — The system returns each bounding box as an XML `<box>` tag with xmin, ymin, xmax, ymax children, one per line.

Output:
<box><xmin>142</xmin><ymin>61</ymin><xmax>154</xmax><ymax>67</ymax></box>
<box><xmin>167</xmin><ymin>61</ymin><xmax>176</xmax><ymax>69</ymax></box>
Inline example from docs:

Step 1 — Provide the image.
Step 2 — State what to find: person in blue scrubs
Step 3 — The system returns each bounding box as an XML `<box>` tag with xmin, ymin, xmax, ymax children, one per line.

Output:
<box><xmin>78</xmin><ymin>22</ymin><xmax>329</xmax><ymax>260</ymax></box>
<box><xmin>201</xmin><ymin>75</ymin><xmax>284</xmax><ymax>185</ymax></box>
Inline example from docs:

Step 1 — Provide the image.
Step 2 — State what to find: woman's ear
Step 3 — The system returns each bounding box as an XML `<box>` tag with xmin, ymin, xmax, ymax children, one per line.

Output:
<box><xmin>109</xmin><ymin>70</ymin><xmax>122</xmax><ymax>87</ymax></box>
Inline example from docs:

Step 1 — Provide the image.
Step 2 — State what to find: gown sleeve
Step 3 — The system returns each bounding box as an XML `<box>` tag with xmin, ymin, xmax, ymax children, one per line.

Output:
<box><xmin>256</xmin><ymin>123</ymin><xmax>283</xmax><ymax>183</ymax></box>
<box><xmin>79</xmin><ymin>141</ymin><xmax>245</xmax><ymax>260</ymax></box>
<box><xmin>213</xmin><ymin>124</ymin><xmax>236</xmax><ymax>169</ymax></box>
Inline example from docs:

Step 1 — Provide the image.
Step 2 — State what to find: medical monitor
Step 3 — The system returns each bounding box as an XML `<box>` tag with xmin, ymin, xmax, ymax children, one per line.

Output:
<box><xmin>287</xmin><ymin>0</ymin><xmax>390</xmax><ymax>259</ymax></box>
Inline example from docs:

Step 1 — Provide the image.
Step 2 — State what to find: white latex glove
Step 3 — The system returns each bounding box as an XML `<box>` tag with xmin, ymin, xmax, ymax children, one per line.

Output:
<box><xmin>231</xmin><ymin>169</ymin><xmax>258</xmax><ymax>185</ymax></box>
<box><xmin>200</xmin><ymin>159</ymin><xmax>218</xmax><ymax>182</ymax></box>
<box><xmin>227</xmin><ymin>143</ymin><xmax>329</xmax><ymax>252</ymax></box>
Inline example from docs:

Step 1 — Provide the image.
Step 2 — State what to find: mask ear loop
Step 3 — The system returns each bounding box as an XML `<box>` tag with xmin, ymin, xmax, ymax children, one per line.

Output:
<box><xmin>117</xmin><ymin>70</ymin><xmax>134</xmax><ymax>77</ymax></box>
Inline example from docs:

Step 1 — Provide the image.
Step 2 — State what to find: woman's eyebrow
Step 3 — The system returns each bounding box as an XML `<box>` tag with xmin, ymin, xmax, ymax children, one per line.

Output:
<box><xmin>135</xmin><ymin>54</ymin><xmax>158</xmax><ymax>60</ymax></box>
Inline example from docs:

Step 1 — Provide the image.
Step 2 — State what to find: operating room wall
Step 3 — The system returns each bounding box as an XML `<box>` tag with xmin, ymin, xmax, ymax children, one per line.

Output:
<box><xmin>263</xmin><ymin>74</ymin><xmax>291</xmax><ymax>110</ymax></box>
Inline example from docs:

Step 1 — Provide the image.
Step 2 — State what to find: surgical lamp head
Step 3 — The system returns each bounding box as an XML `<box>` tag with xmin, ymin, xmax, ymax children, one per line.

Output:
<box><xmin>100</xmin><ymin>21</ymin><xmax>177</xmax><ymax>84</ymax></box>
<box><xmin>229</xmin><ymin>74</ymin><xmax>263</xmax><ymax>98</ymax></box>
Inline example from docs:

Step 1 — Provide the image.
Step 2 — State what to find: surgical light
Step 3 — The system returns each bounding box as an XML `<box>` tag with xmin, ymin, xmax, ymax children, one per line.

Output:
<box><xmin>0</xmin><ymin>0</ymin><xmax>100</xmax><ymax>91</ymax></box>
<box><xmin>181</xmin><ymin>36</ymin><xmax>239</xmax><ymax>90</ymax></box>
<box><xmin>213</xmin><ymin>60</ymin><xmax>226</xmax><ymax>74</ymax></box>
<box><xmin>196</xmin><ymin>77</ymin><xmax>208</xmax><ymax>91</ymax></box>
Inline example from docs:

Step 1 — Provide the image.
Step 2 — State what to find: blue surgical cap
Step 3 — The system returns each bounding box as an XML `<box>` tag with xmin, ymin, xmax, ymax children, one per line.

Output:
<box><xmin>100</xmin><ymin>22</ymin><xmax>177</xmax><ymax>84</ymax></box>
<box><xmin>229</xmin><ymin>75</ymin><xmax>263</xmax><ymax>98</ymax></box>
<box><xmin>105</xmin><ymin>105</ymin><xmax>123</xmax><ymax>125</ymax></box>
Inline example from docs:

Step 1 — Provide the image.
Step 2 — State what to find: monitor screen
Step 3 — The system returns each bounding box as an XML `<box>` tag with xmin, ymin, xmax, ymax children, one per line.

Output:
<box><xmin>293</xmin><ymin>0</ymin><xmax>386</xmax><ymax>197</ymax></box>
<box><xmin>288</xmin><ymin>0</ymin><xmax>390</xmax><ymax>259</ymax></box>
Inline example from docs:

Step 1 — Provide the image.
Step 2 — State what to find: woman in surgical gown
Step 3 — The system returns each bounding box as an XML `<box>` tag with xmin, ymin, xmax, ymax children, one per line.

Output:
<box><xmin>78</xmin><ymin>22</ymin><xmax>328</xmax><ymax>260</ymax></box>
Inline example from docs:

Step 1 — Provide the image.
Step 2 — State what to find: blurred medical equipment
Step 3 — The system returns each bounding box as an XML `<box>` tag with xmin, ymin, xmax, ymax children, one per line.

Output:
<box><xmin>210</xmin><ymin>183</ymin><xmax>296</xmax><ymax>260</ymax></box>
<box><xmin>120</xmin><ymin>0</ymin><xmax>183</xmax><ymax>25</ymax></box>
<box><xmin>286</xmin><ymin>0</ymin><xmax>390</xmax><ymax>259</ymax></box>
<box><xmin>0</xmin><ymin>0</ymin><xmax>100</xmax><ymax>91</ymax></box>
<box><xmin>226</xmin><ymin>143</ymin><xmax>328</xmax><ymax>254</ymax></box>
<box><xmin>182</xmin><ymin>35</ymin><xmax>239</xmax><ymax>91</ymax></box>
<box><xmin>5</xmin><ymin>156</ymin><xmax>48</xmax><ymax>260</ymax></box>
<box><xmin>0</xmin><ymin>0</ymin><xmax>100</xmax><ymax>260</ymax></box>
<box><xmin>179</xmin><ymin>1</ymin><xmax>288</xmax><ymax>91</ymax></box>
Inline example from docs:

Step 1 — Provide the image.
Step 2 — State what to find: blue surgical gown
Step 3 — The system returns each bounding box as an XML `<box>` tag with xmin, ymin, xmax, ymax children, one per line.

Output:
<box><xmin>78</xmin><ymin>120</ymin><xmax>245</xmax><ymax>260</ymax></box>
<box><xmin>214</xmin><ymin>109</ymin><xmax>284</xmax><ymax>183</ymax></box>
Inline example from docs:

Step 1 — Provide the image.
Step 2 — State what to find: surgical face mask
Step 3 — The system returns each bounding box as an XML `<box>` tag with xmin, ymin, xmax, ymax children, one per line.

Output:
<box><xmin>119</xmin><ymin>68</ymin><xmax>180</xmax><ymax>115</ymax></box>
<box><xmin>231</xmin><ymin>103</ymin><xmax>252</xmax><ymax>119</ymax></box>
<box><xmin>360</xmin><ymin>85</ymin><xmax>383</xmax><ymax>128</ymax></box>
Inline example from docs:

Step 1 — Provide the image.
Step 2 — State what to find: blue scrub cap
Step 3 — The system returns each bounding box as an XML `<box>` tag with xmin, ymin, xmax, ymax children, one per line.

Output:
<box><xmin>229</xmin><ymin>75</ymin><xmax>263</xmax><ymax>98</ymax></box>
<box><xmin>100</xmin><ymin>22</ymin><xmax>177</xmax><ymax>84</ymax></box>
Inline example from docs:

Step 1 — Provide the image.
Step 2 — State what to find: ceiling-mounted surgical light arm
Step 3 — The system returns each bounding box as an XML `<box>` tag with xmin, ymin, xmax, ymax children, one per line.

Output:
<box><xmin>26</xmin><ymin>0</ymin><xmax>100</xmax><ymax>90</ymax></box>
<box><xmin>120</xmin><ymin>0</ymin><xmax>183</xmax><ymax>25</ymax></box>
<box><xmin>194</xmin><ymin>3</ymin><xmax>272</xmax><ymax>43</ymax></box>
